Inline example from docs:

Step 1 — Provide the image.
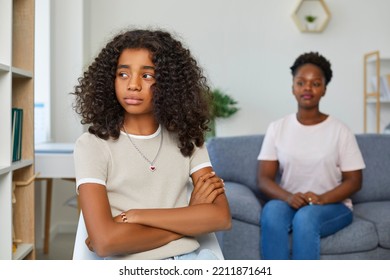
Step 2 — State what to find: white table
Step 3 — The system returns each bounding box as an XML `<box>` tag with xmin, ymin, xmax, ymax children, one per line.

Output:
<box><xmin>35</xmin><ymin>143</ymin><xmax>75</xmax><ymax>254</ymax></box>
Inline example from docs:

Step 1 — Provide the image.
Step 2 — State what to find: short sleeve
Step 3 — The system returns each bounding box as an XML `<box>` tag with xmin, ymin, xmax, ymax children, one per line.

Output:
<box><xmin>74</xmin><ymin>133</ymin><xmax>110</xmax><ymax>192</ymax></box>
<box><xmin>339</xmin><ymin>128</ymin><xmax>366</xmax><ymax>172</ymax></box>
<box><xmin>189</xmin><ymin>144</ymin><xmax>212</xmax><ymax>174</ymax></box>
<box><xmin>258</xmin><ymin>123</ymin><xmax>278</xmax><ymax>161</ymax></box>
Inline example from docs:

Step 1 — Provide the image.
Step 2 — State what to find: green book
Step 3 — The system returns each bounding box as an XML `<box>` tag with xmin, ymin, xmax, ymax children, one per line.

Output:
<box><xmin>12</xmin><ymin>108</ymin><xmax>23</xmax><ymax>162</ymax></box>
<box><xmin>17</xmin><ymin>108</ymin><xmax>23</xmax><ymax>161</ymax></box>
<box><xmin>11</xmin><ymin>108</ymin><xmax>17</xmax><ymax>162</ymax></box>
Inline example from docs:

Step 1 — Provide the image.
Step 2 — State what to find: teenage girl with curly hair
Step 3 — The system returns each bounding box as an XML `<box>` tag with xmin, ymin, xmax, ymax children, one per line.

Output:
<box><xmin>257</xmin><ymin>52</ymin><xmax>365</xmax><ymax>259</ymax></box>
<box><xmin>71</xmin><ymin>29</ymin><xmax>231</xmax><ymax>260</ymax></box>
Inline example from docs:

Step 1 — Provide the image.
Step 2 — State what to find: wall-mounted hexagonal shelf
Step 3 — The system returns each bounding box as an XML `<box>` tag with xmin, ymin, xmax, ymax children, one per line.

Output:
<box><xmin>292</xmin><ymin>0</ymin><xmax>331</xmax><ymax>33</ymax></box>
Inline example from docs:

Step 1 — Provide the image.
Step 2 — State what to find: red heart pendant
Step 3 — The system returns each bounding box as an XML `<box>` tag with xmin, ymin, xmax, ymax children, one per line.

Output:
<box><xmin>150</xmin><ymin>166</ymin><xmax>156</xmax><ymax>172</ymax></box>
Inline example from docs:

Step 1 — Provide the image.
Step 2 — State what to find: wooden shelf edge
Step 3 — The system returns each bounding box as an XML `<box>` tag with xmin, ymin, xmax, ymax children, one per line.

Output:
<box><xmin>12</xmin><ymin>243</ymin><xmax>34</xmax><ymax>260</ymax></box>
<box><xmin>365</xmin><ymin>53</ymin><xmax>390</xmax><ymax>63</ymax></box>
<box><xmin>11</xmin><ymin>67</ymin><xmax>33</xmax><ymax>78</ymax></box>
<box><xmin>366</xmin><ymin>99</ymin><xmax>390</xmax><ymax>104</ymax></box>
<box><xmin>11</xmin><ymin>159</ymin><xmax>33</xmax><ymax>171</ymax></box>
<box><xmin>0</xmin><ymin>63</ymin><xmax>11</xmax><ymax>72</ymax></box>
<box><xmin>0</xmin><ymin>165</ymin><xmax>12</xmax><ymax>175</ymax></box>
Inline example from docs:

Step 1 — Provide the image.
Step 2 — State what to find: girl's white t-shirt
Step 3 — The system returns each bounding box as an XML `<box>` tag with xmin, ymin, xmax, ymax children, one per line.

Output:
<box><xmin>74</xmin><ymin>126</ymin><xmax>212</xmax><ymax>259</ymax></box>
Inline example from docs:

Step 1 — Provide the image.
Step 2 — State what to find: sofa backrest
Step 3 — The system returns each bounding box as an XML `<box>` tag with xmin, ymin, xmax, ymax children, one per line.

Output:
<box><xmin>352</xmin><ymin>134</ymin><xmax>390</xmax><ymax>203</ymax></box>
<box><xmin>207</xmin><ymin>134</ymin><xmax>264</xmax><ymax>194</ymax></box>
<box><xmin>207</xmin><ymin>133</ymin><xmax>390</xmax><ymax>204</ymax></box>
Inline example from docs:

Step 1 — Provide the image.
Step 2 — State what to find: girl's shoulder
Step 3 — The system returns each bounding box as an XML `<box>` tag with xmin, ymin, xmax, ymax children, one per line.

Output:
<box><xmin>75</xmin><ymin>132</ymin><xmax>109</xmax><ymax>151</ymax></box>
<box><xmin>76</xmin><ymin>132</ymin><xmax>101</xmax><ymax>143</ymax></box>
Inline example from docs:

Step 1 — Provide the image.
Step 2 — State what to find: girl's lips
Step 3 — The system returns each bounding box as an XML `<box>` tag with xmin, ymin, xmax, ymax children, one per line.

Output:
<box><xmin>124</xmin><ymin>98</ymin><xmax>142</xmax><ymax>105</ymax></box>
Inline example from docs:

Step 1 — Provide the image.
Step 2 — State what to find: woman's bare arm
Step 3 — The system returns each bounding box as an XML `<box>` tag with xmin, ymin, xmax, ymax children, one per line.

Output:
<box><xmin>304</xmin><ymin>170</ymin><xmax>362</xmax><ymax>205</ymax></box>
<box><xmin>258</xmin><ymin>160</ymin><xmax>308</xmax><ymax>209</ymax></box>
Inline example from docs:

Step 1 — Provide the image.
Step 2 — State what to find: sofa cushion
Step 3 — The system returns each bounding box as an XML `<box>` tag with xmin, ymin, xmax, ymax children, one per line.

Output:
<box><xmin>207</xmin><ymin>135</ymin><xmax>263</xmax><ymax>194</ymax></box>
<box><xmin>352</xmin><ymin>134</ymin><xmax>390</xmax><ymax>203</ymax></box>
<box><xmin>320</xmin><ymin>216</ymin><xmax>378</xmax><ymax>254</ymax></box>
<box><xmin>224</xmin><ymin>182</ymin><xmax>262</xmax><ymax>225</ymax></box>
<box><xmin>353</xmin><ymin>201</ymin><xmax>390</xmax><ymax>249</ymax></box>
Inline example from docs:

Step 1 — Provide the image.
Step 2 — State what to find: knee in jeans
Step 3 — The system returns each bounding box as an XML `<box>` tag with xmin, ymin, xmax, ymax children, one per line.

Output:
<box><xmin>292</xmin><ymin>207</ymin><xmax>317</xmax><ymax>230</ymax></box>
<box><xmin>263</xmin><ymin>200</ymin><xmax>289</xmax><ymax>214</ymax></box>
<box><xmin>261</xmin><ymin>200</ymin><xmax>291</xmax><ymax>229</ymax></box>
<box><xmin>262</xmin><ymin>200</ymin><xmax>282</xmax><ymax>221</ymax></box>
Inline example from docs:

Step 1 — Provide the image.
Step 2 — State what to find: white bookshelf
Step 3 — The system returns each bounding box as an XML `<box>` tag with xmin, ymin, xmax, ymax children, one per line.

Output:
<box><xmin>364</xmin><ymin>51</ymin><xmax>390</xmax><ymax>133</ymax></box>
<box><xmin>0</xmin><ymin>0</ymin><xmax>35</xmax><ymax>260</ymax></box>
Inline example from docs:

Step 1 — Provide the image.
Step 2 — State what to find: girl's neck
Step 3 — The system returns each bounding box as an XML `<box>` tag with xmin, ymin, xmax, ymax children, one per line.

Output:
<box><xmin>296</xmin><ymin>110</ymin><xmax>328</xmax><ymax>125</ymax></box>
<box><xmin>123</xmin><ymin>116</ymin><xmax>159</xmax><ymax>135</ymax></box>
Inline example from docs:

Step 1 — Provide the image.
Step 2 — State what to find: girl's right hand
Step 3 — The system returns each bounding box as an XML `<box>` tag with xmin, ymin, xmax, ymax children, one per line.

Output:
<box><xmin>189</xmin><ymin>171</ymin><xmax>225</xmax><ymax>206</ymax></box>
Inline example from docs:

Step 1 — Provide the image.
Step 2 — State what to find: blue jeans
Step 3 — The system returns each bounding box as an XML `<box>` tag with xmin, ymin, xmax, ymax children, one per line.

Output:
<box><xmin>260</xmin><ymin>199</ymin><xmax>353</xmax><ymax>260</ymax></box>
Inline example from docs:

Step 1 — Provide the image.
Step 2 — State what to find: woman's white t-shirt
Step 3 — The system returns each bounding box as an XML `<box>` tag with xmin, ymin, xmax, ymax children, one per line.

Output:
<box><xmin>258</xmin><ymin>114</ymin><xmax>365</xmax><ymax>208</ymax></box>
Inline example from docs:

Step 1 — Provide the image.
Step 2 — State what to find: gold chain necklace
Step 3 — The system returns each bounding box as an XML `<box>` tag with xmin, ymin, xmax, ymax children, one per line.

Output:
<box><xmin>123</xmin><ymin>125</ymin><xmax>163</xmax><ymax>172</ymax></box>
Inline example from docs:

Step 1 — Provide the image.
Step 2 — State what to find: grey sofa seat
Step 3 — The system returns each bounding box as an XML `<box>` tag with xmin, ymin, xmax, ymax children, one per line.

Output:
<box><xmin>320</xmin><ymin>216</ymin><xmax>377</xmax><ymax>254</ymax></box>
<box><xmin>353</xmin><ymin>202</ymin><xmax>390</xmax><ymax>249</ymax></box>
<box><xmin>208</xmin><ymin>133</ymin><xmax>390</xmax><ymax>259</ymax></box>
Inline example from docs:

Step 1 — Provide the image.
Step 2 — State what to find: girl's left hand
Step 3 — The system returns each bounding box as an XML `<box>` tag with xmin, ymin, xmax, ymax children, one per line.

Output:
<box><xmin>189</xmin><ymin>171</ymin><xmax>225</xmax><ymax>206</ymax></box>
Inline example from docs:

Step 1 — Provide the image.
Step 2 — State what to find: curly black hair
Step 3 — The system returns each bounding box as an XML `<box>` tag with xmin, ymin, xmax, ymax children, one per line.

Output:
<box><xmin>290</xmin><ymin>52</ymin><xmax>333</xmax><ymax>86</ymax></box>
<box><xmin>71</xmin><ymin>29</ymin><xmax>211</xmax><ymax>157</ymax></box>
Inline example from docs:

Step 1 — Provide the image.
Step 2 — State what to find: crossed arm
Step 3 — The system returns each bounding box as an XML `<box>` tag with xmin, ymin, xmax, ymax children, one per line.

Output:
<box><xmin>79</xmin><ymin>166</ymin><xmax>231</xmax><ymax>257</ymax></box>
<box><xmin>257</xmin><ymin>160</ymin><xmax>362</xmax><ymax>209</ymax></box>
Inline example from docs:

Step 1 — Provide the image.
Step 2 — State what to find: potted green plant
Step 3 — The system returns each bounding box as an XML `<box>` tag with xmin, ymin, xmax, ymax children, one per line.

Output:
<box><xmin>207</xmin><ymin>88</ymin><xmax>239</xmax><ymax>138</ymax></box>
<box><xmin>304</xmin><ymin>15</ymin><xmax>317</xmax><ymax>31</ymax></box>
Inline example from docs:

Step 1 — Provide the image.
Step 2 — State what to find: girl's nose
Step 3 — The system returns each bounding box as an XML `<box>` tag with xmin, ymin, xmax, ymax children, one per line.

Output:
<box><xmin>127</xmin><ymin>76</ymin><xmax>141</xmax><ymax>91</ymax></box>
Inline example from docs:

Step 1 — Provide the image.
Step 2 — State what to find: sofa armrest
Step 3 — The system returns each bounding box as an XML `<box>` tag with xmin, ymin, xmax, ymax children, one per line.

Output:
<box><xmin>224</xmin><ymin>182</ymin><xmax>262</xmax><ymax>225</ymax></box>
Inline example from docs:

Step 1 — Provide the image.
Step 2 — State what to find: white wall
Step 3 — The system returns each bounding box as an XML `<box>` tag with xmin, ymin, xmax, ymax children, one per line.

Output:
<box><xmin>34</xmin><ymin>0</ymin><xmax>51</xmax><ymax>250</ymax></box>
<box><xmin>51</xmin><ymin>0</ymin><xmax>84</xmax><ymax>143</ymax></box>
<box><xmin>84</xmin><ymin>0</ymin><xmax>390</xmax><ymax>135</ymax></box>
<box><xmin>49</xmin><ymin>0</ymin><xmax>85</xmax><ymax>234</ymax></box>
<box><xmin>43</xmin><ymin>0</ymin><xmax>390</xmax><ymax>243</ymax></box>
<box><xmin>34</xmin><ymin>0</ymin><xmax>51</xmax><ymax>144</ymax></box>
<box><xmin>35</xmin><ymin>0</ymin><xmax>85</xmax><ymax>248</ymax></box>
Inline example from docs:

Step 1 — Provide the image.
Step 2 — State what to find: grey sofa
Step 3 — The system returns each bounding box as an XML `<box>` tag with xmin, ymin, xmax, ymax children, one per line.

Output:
<box><xmin>207</xmin><ymin>134</ymin><xmax>390</xmax><ymax>260</ymax></box>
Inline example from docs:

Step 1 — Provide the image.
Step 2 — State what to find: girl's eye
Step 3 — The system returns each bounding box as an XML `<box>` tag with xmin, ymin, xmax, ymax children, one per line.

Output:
<box><xmin>118</xmin><ymin>72</ymin><xmax>128</xmax><ymax>78</ymax></box>
<box><xmin>296</xmin><ymin>81</ymin><xmax>304</xmax><ymax>86</ymax></box>
<box><xmin>143</xmin><ymin>73</ymin><xmax>155</xmax><ymax>79</ymax></box>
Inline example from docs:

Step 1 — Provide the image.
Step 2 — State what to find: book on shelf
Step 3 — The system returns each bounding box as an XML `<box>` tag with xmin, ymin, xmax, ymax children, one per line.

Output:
<box><xmin>371</xmin><ymin>75</ymin><xmax>390</xmax><ymax>101</ymax></box>
<box><xmin>11</xmin><ymin>108</ymin><xmax>23</xmax><ymax>162</ymax></box>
